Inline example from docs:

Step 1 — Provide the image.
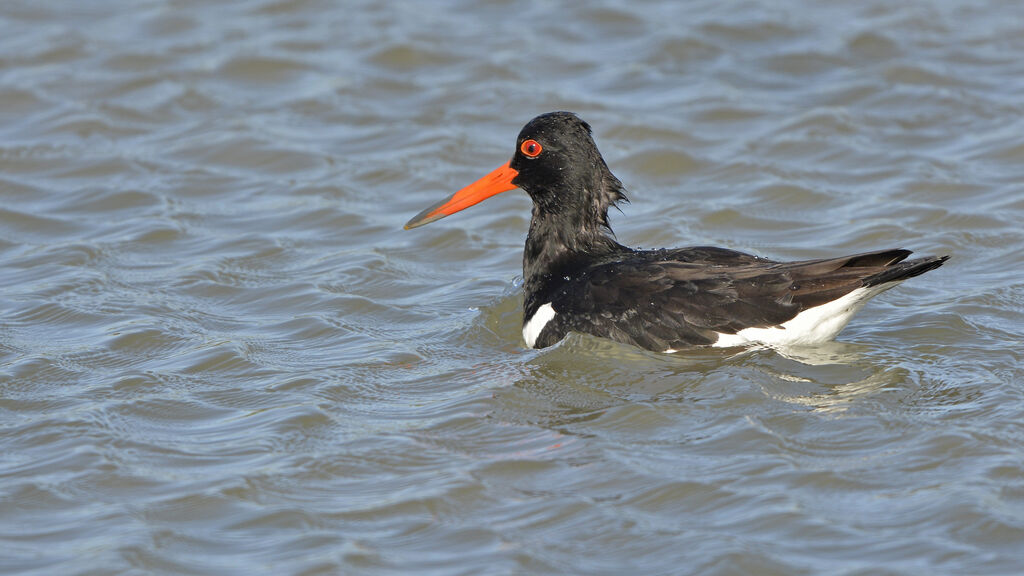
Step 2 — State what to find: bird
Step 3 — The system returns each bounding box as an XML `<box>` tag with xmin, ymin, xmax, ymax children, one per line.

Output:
<box><xmin>404</xmin><ymin>111</ymin><xmax>949</xmax><ymax>352</ymax></box>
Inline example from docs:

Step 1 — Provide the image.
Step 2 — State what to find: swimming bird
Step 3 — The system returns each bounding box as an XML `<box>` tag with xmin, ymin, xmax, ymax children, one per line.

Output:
<box><xmin>405</xmin><ymin>112</ymin><xmax>948</xmax><ymax>352</ymax></box>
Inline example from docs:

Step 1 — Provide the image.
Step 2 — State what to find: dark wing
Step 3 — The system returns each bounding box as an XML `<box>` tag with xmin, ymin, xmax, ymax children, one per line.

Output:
<box><xmin>540</xmin><ymin>247</ymin><xmax>946</xmax><ymax>351</ymax></box>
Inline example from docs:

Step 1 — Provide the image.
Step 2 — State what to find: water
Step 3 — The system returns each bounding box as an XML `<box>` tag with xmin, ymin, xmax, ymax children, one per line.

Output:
<box><xmin>1</xmin><ymin>1</ymin><xmax>1023</xmax><ymax>574</ymax></box>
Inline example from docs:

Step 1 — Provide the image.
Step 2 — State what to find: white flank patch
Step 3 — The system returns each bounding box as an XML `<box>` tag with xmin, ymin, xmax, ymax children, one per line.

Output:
<box><xmin>712</xmin><ymin>284</ymin><xmax>897</xmax><ymax>348</ymax></box>
<box><xmin>523</xmin><ymin>302</ymin><xmax>556</xmax><ymax>348</ymax></box>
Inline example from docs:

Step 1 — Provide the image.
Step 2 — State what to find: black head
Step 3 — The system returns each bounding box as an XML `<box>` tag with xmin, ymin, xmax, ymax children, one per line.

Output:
<box><xmin>403</xmin><ymin>111</ymin><xmax>626</xmax><ymax>233</ymax></box>
<box><xmin>509</xmin><ymin>112</ymin><xmax>627</xmax><ymax>229</ymax></box>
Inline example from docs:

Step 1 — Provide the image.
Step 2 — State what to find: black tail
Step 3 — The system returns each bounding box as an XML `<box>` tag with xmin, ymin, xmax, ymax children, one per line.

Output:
<box><xmin>864</xmin><ymin>254</ymin><xmax>950</xmax><ymax>287</ymax></box>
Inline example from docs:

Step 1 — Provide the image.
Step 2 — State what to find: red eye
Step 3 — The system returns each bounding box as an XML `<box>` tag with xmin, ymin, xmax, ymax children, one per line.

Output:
<box><xmin>520</xmin><ymin>139</ymin><xmax>542</xmax><ymax>157</ymax></box>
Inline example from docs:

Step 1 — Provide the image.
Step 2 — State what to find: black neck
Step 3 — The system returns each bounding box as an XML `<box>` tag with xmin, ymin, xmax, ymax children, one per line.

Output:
<box><xmin>522</xmin><ymin>200</ymin><xmax>626</xmax><ymax>317</ymax></box>
<box><xmin>515</xmin><ymin>146</ymin><xmax>630</xmax><ymax>318</ymax></box>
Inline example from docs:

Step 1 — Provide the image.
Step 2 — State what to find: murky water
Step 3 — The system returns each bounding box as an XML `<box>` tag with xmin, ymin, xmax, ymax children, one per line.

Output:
<box><xmin>2</xmin><ymin>1</ymin><xmax>1023</xmax><ymax>574</ymax></box>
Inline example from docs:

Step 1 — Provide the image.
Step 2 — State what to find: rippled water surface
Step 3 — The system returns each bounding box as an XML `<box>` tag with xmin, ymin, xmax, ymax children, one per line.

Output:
<box><xmin>2</xmin><ymin>1</ymin><xmax>1024</xmax><ymax>574</ymax></box>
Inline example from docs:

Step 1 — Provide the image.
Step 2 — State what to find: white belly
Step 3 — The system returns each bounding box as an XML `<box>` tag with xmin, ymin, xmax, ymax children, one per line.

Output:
<box><xmin>710</xmin><ymin>285</ymin><xmax>894</xmax><ymax>348</ymax></box>
<box><xmin>523</xmin><ymin>302</ymin><xmax>556</xmax><ymax>348</ymax></box>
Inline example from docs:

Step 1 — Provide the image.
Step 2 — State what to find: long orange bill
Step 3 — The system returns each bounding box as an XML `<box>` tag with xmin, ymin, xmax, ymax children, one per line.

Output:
<box><xmin>404</xmin><ymin>161</ymin><xmax>519</xmax><ymax>229</ymax></box>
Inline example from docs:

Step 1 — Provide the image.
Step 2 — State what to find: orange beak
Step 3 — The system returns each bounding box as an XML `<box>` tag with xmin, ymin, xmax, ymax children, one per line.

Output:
<box><xmin>404</xmin><ymin>162</ymin><xmax>519</xmax><ymax>229</ymax></box>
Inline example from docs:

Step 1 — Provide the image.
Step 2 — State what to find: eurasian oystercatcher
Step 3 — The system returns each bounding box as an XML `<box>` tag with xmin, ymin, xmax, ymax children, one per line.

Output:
<box><xmin>405</xmin><ymin>112</ymin><xmax>948</xmax><ymax>352</ymax></box>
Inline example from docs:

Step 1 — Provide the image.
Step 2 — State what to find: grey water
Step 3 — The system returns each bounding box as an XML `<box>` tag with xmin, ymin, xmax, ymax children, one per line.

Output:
<box><xmin>2</xmin><ymin>1</ymin><xmax>1023</xmax><ymax>574</ymax></box>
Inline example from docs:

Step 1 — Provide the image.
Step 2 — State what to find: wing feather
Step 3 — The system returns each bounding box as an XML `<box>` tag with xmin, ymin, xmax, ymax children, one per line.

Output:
<box><xmin>541</xmin><ymin>247</ymin><xmax>940</xmax><ymax>350</ymax></box>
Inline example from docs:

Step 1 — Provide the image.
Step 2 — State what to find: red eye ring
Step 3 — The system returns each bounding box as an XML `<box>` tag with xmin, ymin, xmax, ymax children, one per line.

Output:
<box><xmin>520</xmin><ymin>139</ymin><xmax>542</xmax><ymax>158</ymax></box>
